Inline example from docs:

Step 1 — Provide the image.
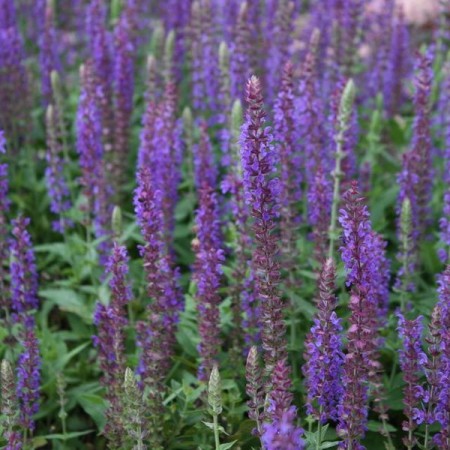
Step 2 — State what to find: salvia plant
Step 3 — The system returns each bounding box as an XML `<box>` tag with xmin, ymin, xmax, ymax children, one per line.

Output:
<box><xmin>3</xmin><ymin>1</ymin><xmax>450</xmax><ymax>449</ymax></box>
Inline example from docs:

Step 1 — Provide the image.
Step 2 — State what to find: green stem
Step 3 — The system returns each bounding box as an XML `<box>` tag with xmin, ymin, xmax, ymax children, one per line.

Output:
<box><xmin>213</xmin><ymin>413</ymin><xmax>220</xmax><ymax>450</ymax></box>
<box><xmin>328</xmin><ymin>132</ymin><xmax>346</xmax><ymax>261</ymax></box>
<box><xmin>316</xmin><ymin>407</ymin><xmax>324</xmax><ymax>450</ymax></box>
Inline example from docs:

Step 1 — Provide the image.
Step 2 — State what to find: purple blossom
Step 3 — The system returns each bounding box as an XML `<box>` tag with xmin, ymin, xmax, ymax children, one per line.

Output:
<box><xmin>397</xmin><ymin>312</ymin><xmax>428</xmax><ymax>448</ymax></box>
<box><xmin>261</xmin><ymin>407</ymin><xmax>305</xmax><ymax>450</ymax></box>
<box><xmin>384</xmin><ymin>6</ymin><xmax>411</xmax><ymax>117</ymax></box>
<box><xmin>112</xmin><ymin>10</ymin><xmax>135</xmax><ymax>188</ymax></box>
<box><xmin>45</xmin><ymin>105</ymin><xmax>72</xmax><ymax>232</ymax></box>
<box><xmin>0</xmin><ymin>18</ymin><xmax>29</xmax><ymax>143</ymax></box>
<box><xmin>307</xmin><ymin>166</ymin><xmax>332</xmax><ymax>264</ymax></box>
<box><xmin>193</xmin><ymin>122</ymin><xmax>218</xmax><ymax>191</ymax></box>
<box><xmin>86</xmin><ymin>0</ymin><xmax>114</xmax><ymax>155</ymax></box>
<box><xmin>0</xmin><ymin>130</ymin><xmax>9</xmax><ymax>312</ymax></box>
<box><xmin>193</xmin><ymin>136</ymin><xmax>224</xmax><ymax>379</ymax></box>
<box><xmin>274</xmin><ymin>62</ymin><xmax>301</xmax><ymax>279</ymax></box>
<box><xmin>262</xmin><ymin>359</ymin><xmax>304</xmax><ymax>450</ymax></box>
<box><xmin>439</xmin><ymin>67</ymin><xmax>450</xmax><ymax>262</ymax></box>
<box><xmin>303</xmin><ymin>259</ymin><xmax>343</xmax><ymax>423</ymax></box>
<box><xmin>134</xmin><ymin>168</ymin><xmax>183</xmax><ymax>386</ymax></box>
<box><xmin>264</xmin><ymin>1</ymin><xmax>294</xmax><ymax>104</ymax></box>
<box><xmin>76</xmin><ymin>63</ymin><xmax>112</xmax><ymax>262</ymax></box>
<box><xmin>188</xmin><ymin>0</ymin><xmax>220</xmax><ymax>117</ymax></box>
<box><xmin>396</xmin><ymin>52</ymin><xmax>433</xmax><ymax>286</ymax></box>
<box><xmin>434</xmin><ymin>266</ymin><xmax>450</xmax><ymax>445</ymax></box>
<box><xmin>230</xmin><ymin>2</ymin><xmax>251</xmax><ymax>100</ymax></box>
<box><xmin>10</xmin><ymin>217</ymin><xmax>38</xmax><ymax>319</ymax></box>
<box><xmin>241</xmin><ymin>76</ymin><xmax>286</xmax><ymax>375</ymax></box>
<box><xmin>93</xmin><ymin>243</ymin><xmax>131</xmax><ymax>444</ymax></box>
<box><xmin>17</xmin><ymin>326</ymin><xmax>40</xmax><ymax>432</ymax></box>
<box><xmin>38</xmin><ymin>3</ymin><xmax>60</xmax><ymax>105</ymax></box>
<box><xmin>337</xmin><ymin>182</ymin><xmax>385</xmax><ymax>448</ymax></box>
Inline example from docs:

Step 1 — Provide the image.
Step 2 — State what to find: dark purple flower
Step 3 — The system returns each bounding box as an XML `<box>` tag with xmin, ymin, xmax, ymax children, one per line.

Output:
<box><xmin>303</xmin><ymin>258</ymin><xmax>343</xmax><ymax>423</ymax></box>
<box><xmin>16</xmin><ymin>326</ymin><xmax>40</xmax><ymax>432</ymax></box>
<box><xmin>10</xmin><ymin>217</ymin><xmax>38</xmax><ymax>319</ymax></box>
<box><xmin>241</xmin><ymin>76</ymin><xmax>286</xmax><ymax>375</ymax></box>
<box><xmin>397</xmin><ymin>312</ymin><xmax>427</xmax><ymax>448</ymax></box>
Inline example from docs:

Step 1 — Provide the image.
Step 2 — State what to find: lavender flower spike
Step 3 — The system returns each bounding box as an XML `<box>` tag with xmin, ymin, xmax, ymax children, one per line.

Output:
<box><xmin>396</xmin><ymin>51</ymin><xmax>433</xmax><ymax>286</ymax></box>
<box><xmin>397</xmin><ymin>313</ymin><xmax>427</xmax><ymax>449</ymax></box>
<box><xmin>241</xmin><ymin>76</ymin><xmax>286</xmax><ymax>376</ymax></box>
<box><xmin>93</xmin><ymin>243</ymin><xmax>131</xmax><ymax>446</ymax></box>
<box><xmin>0</xmin><ymin>130</ymin><xmax>10</xmax><ymax>315</ymax></box>
<box><xmin>337</xmin><ymin>182</ymin><xmax>384</xmax><ymax>449</ymax></box>
<box><xmin>303</xmin><ymin>258</ymin><xmax>343</xmax><ymax>423</ymax></box>
<box><xmin>262</xmin><ymin>359</ymin><xmax>304</xmax><ymax>450</ymax></box>
<box><xmin>45</xmin><ymin>105</ymin><xmax>72</xmax><ymax>232</ymax></box>
<box><xmin>434</xmin><ymin>266</ymin><xmax>450</xmax><ymax>446</ymax></box>
<box><xmin>10</xmin><ymin>217</ymin><xmax>38</xmax><ymax>320</ymax></box>
<box><xmin>193</xmin><ymin>125</ymin><xmax>224</xmax><ymax>380</ymax></box>
<box><xmin>17</xmin><ymin>326</ymin><xmax>40</xmax><ymax>433</ymax></box>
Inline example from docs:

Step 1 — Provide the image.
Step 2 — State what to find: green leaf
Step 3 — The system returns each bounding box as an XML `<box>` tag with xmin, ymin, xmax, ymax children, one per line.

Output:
<box><xmin>39</xmin><ymin>289</ymin><xmax>92</xmax><ymax>322</ymax></box>
<box><xmin>219</xmin><ymin>441</ymin><xmax>237</xmax><ymax>450</ymax></box>
<box><xmin>42</xmin><ymin>430</ymin><xmax>95</xmax><ymax>440</ymax></box>
<box><xmin>77</xmin><ymin>393</ymin><xmax>107</xmax><ymax>429</ymax></box>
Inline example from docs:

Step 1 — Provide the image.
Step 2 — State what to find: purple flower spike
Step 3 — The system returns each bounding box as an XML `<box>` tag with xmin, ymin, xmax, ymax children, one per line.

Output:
<box><xmin>0</xmin><ymin>130</ymin><xmax>9</xmax><ymax>312</ymax></box>
<box><xmin>134</xmin><ymin>168</ymin><xmax>183</xmax><ymax>386</ymax></box>
<box><xmin>0</xmin><ymin>11</ymin><xmax>30</xmax><ymax>143</ymax></box>
<box><xmin>38</xmin><ymin>3</ymin><xmax>60</xmax><ymax>105</ymax></box>
<box><xmin>112</xmin><ymin>10</ymin><xmax>135</xmax><ymax>190</ymax></box>
<box><xmin>337</xmin><ymin>182</ymin><xmax>385</xmax><ymax>448</ymax></box>
<box><xmin>303</xmin><ymin>258</ymin><xmax>343</xmax><ymax>423</ymax></box>
<box><xmin>262</xmin><ymin>359</ymin><xmax>304</xmax><ymax>450</ymax></box>
<box><xmin>10</xmin><ymin>217</ymin><xmax>38</xmax><ymax>320</ymax></box>
<box><xmin>230</xmin><ymin>2</ymin><xmax>251</xmax><ymax>100</ymax></box>
<box><xmin>397</xmin><ymin>312</ymin><xmax>427</xmax><ymax>449</ymax></box>
<box><xmin>261</xmin><ymin>407</ymin><xmax>305</xmax><ymax>450</ymax></box>
<box><xmin>93</xmin><ymin>242</ymin><xmax>131</xmax><ymax>444</ymax></box>
<box><xmin>45</xmin><ymin>105</ymin><xmax>72</xmax><ymax>232</ymax></box>
<box><xmin>193</xmin><ymin>144</ymin><xmax>224</xmax><ymax>380</ymax></box>
<box><xmin>86</xmin><ymin>0</ymin><xmax>114</xmax><ymax>154</ymax></box>
<box><xmin>17</xmin><ymin>326</ymin><xmax>41</xmax><ymax>432</ymax></box>
<box><xmin>274</xmin><ymin>61</ymin><xmax>301</xmax><ymax>280</ymax></box>
<box><xmin>241</xmin><ymin>76</ymin><xmax>286</xmax><ymax>376</ymax></box>
<box><xmin>76</xmin><ymin>63</ymin><xmax>112</xmax><ymax>263</ymax></box>
<box><xmin>396</xmin><ymin>52</ymin><xmax>433</xmax><ymax>287</ymax></box>
<box><xmin>434</xmin><ymin>266</ymin><xmax>450</xmax><ymax>445</ymax></box>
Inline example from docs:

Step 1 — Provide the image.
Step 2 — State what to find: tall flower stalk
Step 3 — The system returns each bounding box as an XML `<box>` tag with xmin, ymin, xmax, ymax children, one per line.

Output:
<box><xmin>240</xmin><ymin>76</ymin><xmax>286</xmax><ymax>376</ymax></box>
<box><xmin>328</xmin><ymin>79</ymin><xmax>356</xmax><ymax>260</ymax></box>
<box><xmin>93</xmin><ymin>243</ymin><xmax>131</xmax><ymax>447</ymax></box>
